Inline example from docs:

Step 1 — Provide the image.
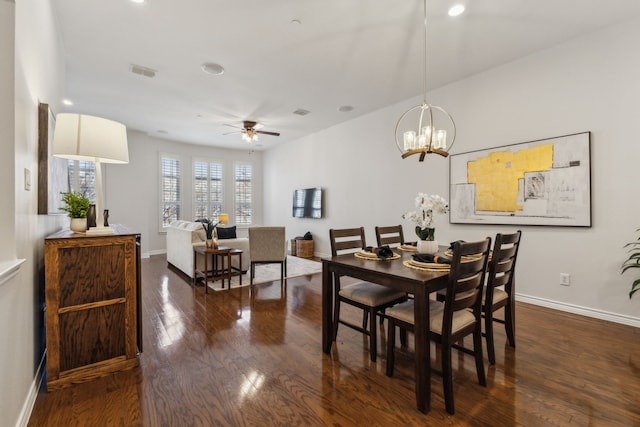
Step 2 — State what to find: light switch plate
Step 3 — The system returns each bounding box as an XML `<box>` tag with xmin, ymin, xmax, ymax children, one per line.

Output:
<box><xmin>24</xmin><ymin>168</ymin><xmax>31</xmax><ymax>191</ymax></box>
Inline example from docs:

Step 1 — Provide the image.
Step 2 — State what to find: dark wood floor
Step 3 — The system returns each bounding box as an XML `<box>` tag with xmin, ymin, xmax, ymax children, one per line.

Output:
<box><xmin>28</xmin><ymin>254</ymin><xmax>640</xmax><ymax>426</ymax></box>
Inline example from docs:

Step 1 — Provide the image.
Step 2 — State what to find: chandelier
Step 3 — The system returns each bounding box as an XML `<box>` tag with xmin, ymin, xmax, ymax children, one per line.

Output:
<box><xmin>395</xmin><ymin>0</ymin><xmax>456</xmax><ymax>161</ymax></box>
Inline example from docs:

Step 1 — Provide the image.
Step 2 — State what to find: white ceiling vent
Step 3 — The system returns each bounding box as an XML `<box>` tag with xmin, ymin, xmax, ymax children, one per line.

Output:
<box><xmin>130</xmin><ymin>64</ymin><xmax>156</xmax><ymax>78</ymax></box>
<box><xmin>293</xmin><ymin>109</ymin><xmax>310</xmax><ymax>116</ymax></box>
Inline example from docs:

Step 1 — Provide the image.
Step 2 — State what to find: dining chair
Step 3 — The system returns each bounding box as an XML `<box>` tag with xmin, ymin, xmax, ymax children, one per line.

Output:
<box><xmin>483</xmin><ymin>230</ymin><xmax>522</xmax><ymax>365</ymax></box>
<box><xmin>385</xmin><ymin>238</ymin><xmax>492</xmax><ymax>415</ymax></box>
<box><xmin>248</xmin><ymin>226</ymin><xmax>287</xmax><ymax>286</ymax></box>
<box><xmin>374</xmin><ymin>225</ymin><xmax>405</xmax><ymax>248</ymax></box>
<box><xmin>329</xmin><ymin>227</ymin><xmax>408</xmax><ymax>362</ymax></box>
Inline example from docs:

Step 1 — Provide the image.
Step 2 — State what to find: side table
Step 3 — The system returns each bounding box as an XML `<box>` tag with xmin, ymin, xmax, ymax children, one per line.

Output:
<box><xmin>193</xmin><ymin>245</ymin><xmax>232</xmax><ymax>293</ymax></box>
<box><xmin>218</xmin><ymin>248</ymin><xmax>243</xmax><ymax>289</ymax></box>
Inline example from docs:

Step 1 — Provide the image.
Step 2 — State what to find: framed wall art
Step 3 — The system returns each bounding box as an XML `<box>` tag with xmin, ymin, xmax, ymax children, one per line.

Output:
<box><xmin>449</xmin><ymin>132</ymin><xmax>591</xmax><ymax>227</ymax></box>
<box><xmin>38</xmin><ymin>102</ymin><xmax>69</xmax><ymax>214</ymax></box>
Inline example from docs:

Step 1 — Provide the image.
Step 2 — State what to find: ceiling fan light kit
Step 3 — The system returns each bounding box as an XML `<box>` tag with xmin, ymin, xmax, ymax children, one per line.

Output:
<box><xmin>227</xmin><ymin>121</ymin><xmax>281</xmax><ymax>144</ymax></box>
<box><xmin>395</xmin><ymin>0</ymin><xmax>456</xmax><ymax>161</ymax></box>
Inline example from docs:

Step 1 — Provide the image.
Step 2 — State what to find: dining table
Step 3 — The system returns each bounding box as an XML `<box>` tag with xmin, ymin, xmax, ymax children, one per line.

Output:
<box><xmin>321</xmin><ymin>247</ymin><xmax>450</xmax><ymax>414</ymax></box>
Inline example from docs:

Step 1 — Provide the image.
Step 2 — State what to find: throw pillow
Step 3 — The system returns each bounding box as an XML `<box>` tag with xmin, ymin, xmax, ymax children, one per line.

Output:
<box><xmin>216</xmin><ymin>226</ymin><xmax>237</xmax><ymax>239</ymax></box>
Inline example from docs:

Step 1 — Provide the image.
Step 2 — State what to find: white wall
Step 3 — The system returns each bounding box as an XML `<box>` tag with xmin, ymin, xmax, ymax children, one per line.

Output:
<box><xmin>105</xmin><ymin>131</ymin><xmax>263</xmax><ymax>256</ymax></box>
<box><xmin>264</xmin><ymin>17</ymin><xmax>640</xmax><ymax>325</ymax></box>
<box><xmin>3</xmin><ymin>0</ymin><xmax>67</xmax><ymax>426</ymax></box>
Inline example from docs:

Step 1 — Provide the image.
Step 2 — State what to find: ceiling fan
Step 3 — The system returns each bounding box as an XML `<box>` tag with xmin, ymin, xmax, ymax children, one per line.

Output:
<box><xmin>224</xmin><ymin>121</ymin><xmax>280</xmax><ymax>143</ymax></box>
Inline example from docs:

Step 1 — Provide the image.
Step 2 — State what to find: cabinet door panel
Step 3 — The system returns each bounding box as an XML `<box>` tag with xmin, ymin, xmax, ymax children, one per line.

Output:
<box><xmin>59</xmin><ymin>304</ymin><xmax>126</xmax><ymax>371</ymax></box>
<box><xmin>59</xmin><ymin>244</ymin><xmax>126</xmax><ymax>306</ymax></box>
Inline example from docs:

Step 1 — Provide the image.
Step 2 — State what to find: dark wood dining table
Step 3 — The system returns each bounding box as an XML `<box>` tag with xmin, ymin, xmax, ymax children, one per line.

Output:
<box><xmin>322</xmin><ymin>248</ymin><xmax>449</xmax><ymax>413</ymax></box>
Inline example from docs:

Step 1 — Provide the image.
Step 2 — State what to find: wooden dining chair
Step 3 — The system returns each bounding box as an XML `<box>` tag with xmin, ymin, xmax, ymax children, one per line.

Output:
<box><xmin>483</xmin><ymin>230</ymin><xmax>522</xmax><ymax>365</ymax></box>
<box><xmin>385</xmin><ymin>238</ymin><xmax>492</xmax><ymax>415</ymax></box>
<box><xmin>374</xmin><ymin>225</ymin><xmax>405</xmax><ymax>248</ymax></box>
<box><xmin>329</xmin><ymin>227</ymin><xmax>407</xmax><ymax>362</ymax></box>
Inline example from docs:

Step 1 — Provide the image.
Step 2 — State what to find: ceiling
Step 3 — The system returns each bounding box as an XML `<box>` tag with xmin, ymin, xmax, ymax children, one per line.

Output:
<box><xmin>52</xmin><ymin>0</ymin><xmax>640</xmax><ymax>151</ymax></box>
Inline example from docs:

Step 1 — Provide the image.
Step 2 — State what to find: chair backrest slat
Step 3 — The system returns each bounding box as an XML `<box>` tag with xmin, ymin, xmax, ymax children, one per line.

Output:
<box><xmin>375</xmin><ymin>225</ymin><xmax>404</xmax><ymax>247</ymax></box>
<box><xmin>330</xmin><ymin>227</ymin><xmax>366</xmax><ymax>256</ymax></box>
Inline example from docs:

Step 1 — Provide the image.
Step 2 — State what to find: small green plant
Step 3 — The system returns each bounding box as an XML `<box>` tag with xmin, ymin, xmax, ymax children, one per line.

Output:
<box><xmin>622</xmin><ymin>228</ymin><xmax>640</xmax><ymax>299</ymax></box>
<box><xmin>60</xmin><ymin>191</ymin><xmax>91</xmax><ymax>218</ymax></box>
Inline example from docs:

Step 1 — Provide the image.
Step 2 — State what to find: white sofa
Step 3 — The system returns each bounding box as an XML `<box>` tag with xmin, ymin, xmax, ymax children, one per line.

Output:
<box><xmin>166</xmin><ymin>220</ymin><xmax>250</xmax><ymax>279</ymax></box>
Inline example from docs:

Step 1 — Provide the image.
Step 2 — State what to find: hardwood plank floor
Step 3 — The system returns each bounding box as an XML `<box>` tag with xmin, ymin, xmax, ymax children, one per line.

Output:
<box><xmin>28</xmin><ymin>254</ymin><xmax>640</xmax><ymax>426</ymax></box>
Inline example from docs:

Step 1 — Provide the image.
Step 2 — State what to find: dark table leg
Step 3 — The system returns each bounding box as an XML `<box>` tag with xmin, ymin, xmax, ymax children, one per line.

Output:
<box><xmin>413</xmin><ymin>285</ymin><xmax>430</xmax><ymax>413</ymax></box>
<box><xmin>322</xmin><ymin>259</ymin><xmax>333</xmax><ymax>354</ymax></box>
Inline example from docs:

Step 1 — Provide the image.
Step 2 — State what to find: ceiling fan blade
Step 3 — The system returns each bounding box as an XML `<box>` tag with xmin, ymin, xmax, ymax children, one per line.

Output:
<box><xmin>256</xmin><ymin>130</ymin><xmax>280</xmax><ymax>137</ymax></box>
<box><xmin>223</xmin><ymin>130</ymin><xmax>241</xmax><ymax>135</ymax></box>
<box><xmin>223</xmin><ymin>123</ymin><xmax>243</xmax><ymax>129</ymax></box>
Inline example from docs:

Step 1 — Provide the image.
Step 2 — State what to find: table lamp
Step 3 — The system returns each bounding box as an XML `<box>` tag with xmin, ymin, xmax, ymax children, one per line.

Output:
<box><xmin>53</xmin><ymin>113</ymin><xmax>129</xmax><ymax>235</ymax></box>
<box><xmin>218</xmin><ymin>213</ymin><xmax>229</xmax><ymax>226</ymax></box>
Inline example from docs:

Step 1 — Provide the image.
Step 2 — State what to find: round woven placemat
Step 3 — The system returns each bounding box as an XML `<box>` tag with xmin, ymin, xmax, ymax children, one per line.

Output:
<box><xmin>398</xmin><ymin>245</ymin><xmax>418</xmax><ymax>252</ymax></box>
<box><xmin>354</xmin><ymin>251</ymin><xmax>401</xmax><ymax>261</ymax></box>
<box><xmin>403</xmin><ymin>260</ymin><xmax>451</xmax><ymax>271</ymax></box>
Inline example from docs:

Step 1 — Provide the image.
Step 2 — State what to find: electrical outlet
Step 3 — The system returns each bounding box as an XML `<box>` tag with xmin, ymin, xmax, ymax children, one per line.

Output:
<box><xmin>560</xmin><ymin>273</ymin><xmax>570</xmax><ymax>286</ymax></box>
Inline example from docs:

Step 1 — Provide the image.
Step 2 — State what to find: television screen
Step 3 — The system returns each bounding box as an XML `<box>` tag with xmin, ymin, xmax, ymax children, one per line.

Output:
<box><xmin>292</xmin><ymin>187</ymin><xmax>322</xmax><ymax>219</ymax></box>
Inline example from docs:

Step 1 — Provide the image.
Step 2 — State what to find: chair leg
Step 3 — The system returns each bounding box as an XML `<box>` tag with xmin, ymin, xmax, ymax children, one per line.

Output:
<box><xmin>362</xmin><ymin>311</ymin><xmax>368</xmax><ymax>330</ymax></box>
<box><xmin>280</xmin><ymin>262</ymin><xmax>284</xmax><ymax>285</ymax></box>
<box><xmin>386</xmin><ymin>320</ymin><xmax>396</xmax><ymax>376</ymax></box>
<box><xmin>332</xmin><ymin>298</ymin><xmax>341</xmax><ymax>342</ymax></box>
<box><xmin>369</xmin><ymin>307</ymin><xmax>377</xmax><ymax>362</ymax></box>
<box><xmin>442</xmin><ymin>339</ymin><xmax>455</xmax><ymax>415</ymax></box>
<box><xmin>505</xmin><ymin>300</ymin><xmax>516</xmax><ymax>348</ymax></box>
<box><xmin>473</xmin><ymin>324</ymin><xmax>487</xmax><ymax>387</ymax></box>
<box><xmin>485</xmin><ymin>309</ymin><xmax>496</xmax><ymax>365</ymax></box>
<box><xmin>399</xmin><ymin>328</ymin><xmax>408</xmax><ymax>348</ymax></box>
<box><xmin>250</xmin><ymin>262</ymin><xmax>255</xmax><ymax>285</ymax></box>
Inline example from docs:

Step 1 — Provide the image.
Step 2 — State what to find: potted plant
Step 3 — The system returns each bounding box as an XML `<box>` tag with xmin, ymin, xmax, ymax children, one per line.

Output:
<box><xmin>622</xmin><ymin>228</ymin><xmax>640</xmax><ymax>299</ymax></box>
<box><xmin>402</xmin><ymin>192</ymin><xmax>449</xmax><ymax>254</ymax></box>
<box><xmin>202</xmin><ymin>219</ymin><xmax>218</xmax><ymax>248</ymax></box>
<box><xmin>60</xmin><ymin>191</ymin><xmax>91</xmax><ymax>232</ymax></box>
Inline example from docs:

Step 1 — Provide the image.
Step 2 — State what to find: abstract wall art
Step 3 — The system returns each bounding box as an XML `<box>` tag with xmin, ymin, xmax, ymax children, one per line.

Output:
<box><xmin>449</xmin><ymin>132</ymin><xmax>591</xmax><ymax>227</ymax></box>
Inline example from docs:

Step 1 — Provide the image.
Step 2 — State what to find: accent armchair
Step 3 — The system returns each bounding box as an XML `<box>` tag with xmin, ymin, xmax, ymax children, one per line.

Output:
<box><xmin>248</xmin><ymin>226</ymin><xmax>287</xmax><ymax>285</ymax></box>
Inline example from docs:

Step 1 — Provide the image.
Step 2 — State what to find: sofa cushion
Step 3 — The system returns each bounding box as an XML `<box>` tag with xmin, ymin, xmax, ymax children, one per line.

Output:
<box><xmin>217</xmin><ymin>226</ymin><xmax>237</xmax><ymax>239</ymax></box>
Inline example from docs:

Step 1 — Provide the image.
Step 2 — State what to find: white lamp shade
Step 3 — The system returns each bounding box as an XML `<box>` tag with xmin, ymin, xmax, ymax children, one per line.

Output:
<box><xmin>53</xmin><ymin>113</ymin><xmax>129</xmax><ymax>164</ymax></box>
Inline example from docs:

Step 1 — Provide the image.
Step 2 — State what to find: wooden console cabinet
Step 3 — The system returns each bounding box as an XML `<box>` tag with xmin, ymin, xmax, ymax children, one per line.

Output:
<box><xmin>44</xmin><ymin>225</ymin><xmax>141</xmax><ymax>390</ymax></box>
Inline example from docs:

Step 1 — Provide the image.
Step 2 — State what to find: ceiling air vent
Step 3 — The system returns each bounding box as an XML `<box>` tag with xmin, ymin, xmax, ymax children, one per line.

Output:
<box><xmin>130</xmin><ymin>64</ymin><xmax>156</xmax><ymax>78</ymax></box>
<box><xmin>293</xmin><ymin>109</ymin><xmax>310</xmax><ymax>116</ymax></box>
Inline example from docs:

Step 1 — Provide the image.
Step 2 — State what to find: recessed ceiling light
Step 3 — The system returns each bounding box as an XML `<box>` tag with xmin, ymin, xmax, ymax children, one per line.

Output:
<box><xmin>62</xmin><ymin>99</ymin><xmax>73</xmax><ymax>106</ymax></box>
<box><xmin>130</xmin><ymin>0</ymin><xmax>145</xmax><ymax>4</ymax></box>
<box><xmin>290</xmin><ymin>19</ymin><xmax>301</xmax><ymax>26</ymax></box>
<box><xmin>293</xmin><ymin>109</ymin><xmax>311</xmax><ymax>116</ymax></box>
<box><xmin>338</xmin><ymin>105</ymin><xmax>354</xmax><ymax>113</ymax></box>
<box><xmin>201</xmin><ymin>62</ymin><xmax>225</xmax><ymax>75</ymax></box>
<box><xmin>157</xmin><ymin>130</ymin><xmax>168</xmax><ymax>134</ymax></box>
<box><xmin>448</xmin><ymin>4</ymin><xmax>465</xmax><ymax>17</ymax></box>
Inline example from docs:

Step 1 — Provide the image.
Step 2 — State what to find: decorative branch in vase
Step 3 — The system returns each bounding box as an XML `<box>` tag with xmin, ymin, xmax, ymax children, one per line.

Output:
<box><xmin>202</xmin><ymin>220</ymin><xmax>219</xmax><ymax>248</ymax></box>
<box><xmin>402</xmin><ymin>193</ymin><xmax>448</xmax><ymax>254</ymax></box>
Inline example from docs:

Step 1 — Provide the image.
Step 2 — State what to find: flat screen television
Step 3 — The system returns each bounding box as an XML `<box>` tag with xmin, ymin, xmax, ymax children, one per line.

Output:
<box><xmin>292</xmin><ymin>187</ymin><xmax>322</xmax><ymax>219</ymax></box>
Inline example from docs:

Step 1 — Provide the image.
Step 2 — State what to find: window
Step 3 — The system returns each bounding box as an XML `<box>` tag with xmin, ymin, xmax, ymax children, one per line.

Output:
<box><xmin>234</xmin><ymin>163</ymin><xmax>252</xmax><ymax>225</ymax></box>
<box><xmin>160</xmin><ymin>154</ymin><xmax>181</xmax><ymax>229</ymax></box>
<box><xmin>193</xmin><ymin>160</ymin><xmax>223</xmax><ymax>221</ymax></box>
<box><xmin>67</xmin><ymin>160</ymin><xmax>96</xmax><ymax>201</ymax></box>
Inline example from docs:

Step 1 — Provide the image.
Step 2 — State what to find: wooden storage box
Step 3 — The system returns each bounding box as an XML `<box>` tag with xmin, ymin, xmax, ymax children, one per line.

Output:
<box><xmin>296</xmin><ymin>239</ymin><xmax>314</xmax><ymax>259</ymax></box>
<box><xmin>290</xmin><ymin>239</ymin><xmax>297</xmax><ymax>256</ymax></box>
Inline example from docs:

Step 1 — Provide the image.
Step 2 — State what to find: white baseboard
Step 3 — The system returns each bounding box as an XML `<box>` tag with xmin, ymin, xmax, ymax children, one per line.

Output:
<box><xmin>517</xmin><ymin>293</ymin><xmax>640</xmax><ymax>328</ymax></box>
<box><xmin>143</xmin><ymin>249</ymin><xmax>166</xmax><ymax>259</ymax></box>
<box><xmin>16</xmin><ymin>351</ymin><xmax>45</xmax><ymax>427</ymax></box>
